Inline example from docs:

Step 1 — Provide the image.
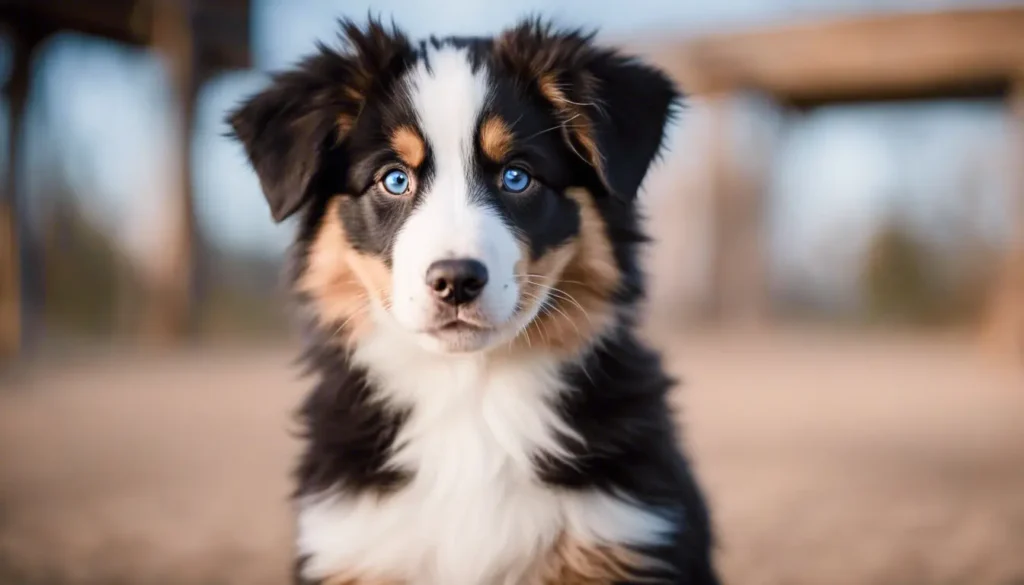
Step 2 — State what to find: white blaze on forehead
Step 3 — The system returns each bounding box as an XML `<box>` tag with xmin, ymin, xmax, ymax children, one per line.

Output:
<box><xmin>389</xmin><ymin>45</ymin><xmax>522</xmax><ymax>337</ymax></box>
<box><xmin>412</xmin><ymin>46</ymin><xmax>488</xmax><ymax>187</ymax></box>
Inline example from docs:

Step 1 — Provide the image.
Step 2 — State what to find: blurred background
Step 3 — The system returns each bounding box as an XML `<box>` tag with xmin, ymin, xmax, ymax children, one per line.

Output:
<box><xmin>0</xmin><ymin>1</ymin><xmax>1023</xmax><ymax>584</ymax></box>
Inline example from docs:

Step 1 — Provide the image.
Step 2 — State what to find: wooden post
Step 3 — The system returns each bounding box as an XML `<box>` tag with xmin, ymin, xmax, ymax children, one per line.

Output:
<box><xmin>1</xmin><ymin>32</ymin><xmax>35</xmax><ymax>359</ymax></box>
<box><xmin>705</xmin><ymin>91</ymin><xmax>770</xmax><ymax>326</ymax></box>
<box><xmin>984</xmin><ymin>78</ymin><xmax>1024</xmax><ymax>362</ymax></box>
<box><xmin>732</xmin><ymin>94</ymin><xmax>774</xmax><ymax>327</ymax></box>
<box><xmin>705</xmin><ymin>92</ymin><xmax>734</xmax><ymax>322</ymax></box>
<box><xmin>144</xmin><ymin>0</ymin><xmax>199</xmax><ymax>343</ymax></box>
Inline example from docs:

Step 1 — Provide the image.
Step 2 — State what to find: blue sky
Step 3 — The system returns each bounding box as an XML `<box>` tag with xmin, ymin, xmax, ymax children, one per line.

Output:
<box><xmin>5</xmin><ymin>0</ymin><xmax>1015</xmax><ymax>297</ymax></box>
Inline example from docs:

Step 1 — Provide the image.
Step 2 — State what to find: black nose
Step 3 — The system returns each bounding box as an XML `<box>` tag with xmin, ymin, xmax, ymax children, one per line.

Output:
<box><xmin>426</xmin><ymin>259</ymin><xmax>489</xmax><ymax>306</ymax></box>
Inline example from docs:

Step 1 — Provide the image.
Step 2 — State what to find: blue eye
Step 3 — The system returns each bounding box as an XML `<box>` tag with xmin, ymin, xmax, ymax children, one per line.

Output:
<box><xmin>501</xmin><ymin>167</ymin><xmax>531</xmax><ymax>193</ymax></box>
<box><xmin>382</xmin><ymin>169</ymin><xmax>410</xmax><ymax>195</ymax></box>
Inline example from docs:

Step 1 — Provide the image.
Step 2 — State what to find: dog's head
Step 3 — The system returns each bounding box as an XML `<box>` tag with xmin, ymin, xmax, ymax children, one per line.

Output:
<box><xmin>228</xmin><ymin>18</ymin><xmax>680</xmax><ymax>356</ymax></box>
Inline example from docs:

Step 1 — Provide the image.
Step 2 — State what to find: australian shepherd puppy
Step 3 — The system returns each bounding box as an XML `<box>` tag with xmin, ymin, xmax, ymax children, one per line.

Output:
<box><xmin>227</xmin><ymin>17</ymin><xmax>719</xmax><ymax>585</ymax></box>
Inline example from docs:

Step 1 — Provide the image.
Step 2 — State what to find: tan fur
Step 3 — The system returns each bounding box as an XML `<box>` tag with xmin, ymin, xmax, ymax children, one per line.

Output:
<box><xmin>344</xmin><ymin>84</ymin><xmax>365</xmax><ymax>102</ymax></box>
<box><xmin>297</xmin><ymin>198</ymin><xmax>393</xmax><ymax>344</ymax></box>
<box><xmin>335</xmin><ymin>77</ymin><xmax>373</xmax><ymax>138</ymax></box>
<box><xmin>528</xmin><ymin>535</ymin><xmax>654</xmax><ymax>585</ymax></box>
<box><xmin>536</xmin><ymin>73</ymin><xmax>607</xmax><ymax>189</ymax></box>
<box><xmin>513</xmin><ymin>188</ymin><xmax>620</xmax><ymax>356</ymax></box>
<box><xmin>337</xmin><ymin>115</ymin><xmax>355</xmax><ymax>136</ymax></box>
<box><xmin>324</xmin><ymin>573</ymin><xmax>402</xmax><ymax>585</ymax></box>
<box><xmin>390</xmin><ymin>125</ymin><xmax>426</xmax><ymax>168</ymax></box>
<box><xmin>337</xmin><ymin>84</ymin><xmax>369</xmax><ymax>137</ymax></box>
<box><xmin>495</xmin><ymin>25</ymin><xmax>612</xmax><ymax>189</ymax></box>
<box><xmin>323</xmin><ymin>573</ymin><xmax>401</xmax><ymax>585</ymax></box>
<box><xmin>479</xmin><ymin>115</ymin><xmax>514</xmax><ymax>162</ymax></box>
<box><xmin>537</xmin><ymin>72</ymin><xmax>567</xmax><ymax>106</ymax></box>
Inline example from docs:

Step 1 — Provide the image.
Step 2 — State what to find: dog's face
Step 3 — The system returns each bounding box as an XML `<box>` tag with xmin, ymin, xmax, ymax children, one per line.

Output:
<box><xmin>228</xmin><ymin>20</ymin><xmax>679</xmax><ymax>355</ymax></box>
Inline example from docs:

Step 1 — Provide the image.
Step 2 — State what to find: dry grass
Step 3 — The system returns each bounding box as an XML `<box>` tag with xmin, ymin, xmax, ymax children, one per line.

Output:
<box><xmin>1</xmin><ymin>329</ymin><xmax>1023</xmax><ymax>585</ymax></box>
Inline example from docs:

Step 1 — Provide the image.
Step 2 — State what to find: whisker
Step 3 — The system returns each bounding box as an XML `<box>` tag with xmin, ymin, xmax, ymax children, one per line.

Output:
<box><xmin>521</xmin><ymin>113</ymin><xmax>584</xmax><ymax>142</ymax></box>
<box><xmin>515</xmin><ymin>274</ymin><xmax>593</xmax><ymax>288</ymax></box>
<box><xmin>334</xmin><ymin>304</ymin><xmax>371</xmax><ymax>337</ymax></box>
<box><xmin>553</xmin><ymin>96</ymin><xmax>600</xmax><ymax>109</ymax></box>
<box><xmin>545</xmin><ymin>288</ymin><xmax>593</xmax><ymax>327</ymax></box>
<box><xmin>507</xmin><ymin>113</ymin><xmax>525</xmax><ymax>132</ymax></box>
<box><xmin>546</xmin><ymin>81</ymin><xmax>606</xmax><ymax>111</ymax></box>
<box><xmin>517</xmin><ymin>278</ymin><xmax>593</xmax><ymax>291</ymax></box>
<box><xmin>561</xmin><ymin>131</ymin><xmax>589</xmax><ymax>165</ymax></box>
<box><xmin>522</xmin><ymin>124</ymin><xmax>563</xmax><ymax>141</ymax></box>
<box><xmin>521</xmin><ymin>318</ymin><xmax>534</xmax><ymax>350</ymax></box>
<box><xmin>517</xmin><ymin>277</ymin><xmax>595</xmax><ymax>329</ymax></box>
<box><xmin>533</xmin><ymin>313</ymin><xmax>553</xmax><ymax>346</ymax></box>
<box><xmin>541</xmin><ymin>297</ymin><xmax>584</xmax><ymax>341</ymax></box>
<box><xmin>521</xmin><ymin>288</ymin><xmax>583</xmax><ymax>335</ymax></box>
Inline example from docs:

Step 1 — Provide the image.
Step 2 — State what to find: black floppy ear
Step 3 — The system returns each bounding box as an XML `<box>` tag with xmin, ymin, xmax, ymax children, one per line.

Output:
<box><xmin>226</xmin><ymin>77</ymin><xmax>339</xmax><ymax>223</ymax></box>
<box><xmin>494</xmin><ymin>20</ymin><xmax>681</xmax><ymax>200</ymax></box>
<box><xmin>226</xmin><ymin>19</ymin><xmax>411</xmax><ymax>222</ymax></box>
<box><xmin>584</xmin><ymin>54</ymin><xmax>681</xmax><ymax>199</ymax></box>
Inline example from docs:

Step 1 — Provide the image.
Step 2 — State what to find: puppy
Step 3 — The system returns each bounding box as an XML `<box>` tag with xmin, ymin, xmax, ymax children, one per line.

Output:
<box><xmin>227</xmin><ymin>17</ymin><xmax>719</xmax><ymax>585</ymax></box>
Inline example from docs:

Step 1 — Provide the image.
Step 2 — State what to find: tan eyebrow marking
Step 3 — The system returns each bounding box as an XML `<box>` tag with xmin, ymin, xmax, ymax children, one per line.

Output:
<box><xmin>390</xmin><ymin>125</ymin><xmax>426</xmax><ymax>168</ymax></box>
<box><xmin>479</xmin><ymin>115</ymin><xmax>514</xmax><ymax>162</ymax></box>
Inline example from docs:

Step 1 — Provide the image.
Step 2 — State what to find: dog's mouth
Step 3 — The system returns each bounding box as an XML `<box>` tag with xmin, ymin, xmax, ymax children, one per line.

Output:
<box><xmin>425</xmin><ymin>318</ymin><xmax>493</xmax><ymax>335</ymax></box>
<box><xmin>390</xmin><ymin>274</ymin><xmax>556</xmax><ymax>355</ymax></box>
<box><xmin>415</xmin><ymin>317</ymin><xmax>500</xmax><ymax>354</ymax></box>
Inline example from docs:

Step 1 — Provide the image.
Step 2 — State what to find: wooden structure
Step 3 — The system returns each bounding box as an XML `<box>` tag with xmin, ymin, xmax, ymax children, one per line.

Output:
<box><xmin>0</xmin><ymin>0</ymin><xmax>251</xmax><ymax>357</ymax></box>
<box><xmin>653</xmin><ymin>6</ymin><xmax>1024</xmax><ymax>345</ymax></box>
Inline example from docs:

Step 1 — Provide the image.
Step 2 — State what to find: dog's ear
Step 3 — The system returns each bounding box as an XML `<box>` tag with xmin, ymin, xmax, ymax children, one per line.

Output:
<box><xmin>227</xmin><ymin>19</ymin><xmax>412</xmax><ymax>222</ymax></box>
<box><xmin>495</xmin><ymin>20</ymin><xmax>681</xmax><ymax>200</ymax></box>
<box><xmin>582</xmin><ymin>54</ymin><xmax>680</xmax><ymax>200</ymax></box>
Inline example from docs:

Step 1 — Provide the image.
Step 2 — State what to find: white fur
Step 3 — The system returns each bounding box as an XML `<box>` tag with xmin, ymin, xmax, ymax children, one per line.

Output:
<box><xmin>389</xmin><ymin>46</ymin><xmax>522</xmax><ymax>351</ymax></box>
<box><xmin>298</xmin><ymin>318</ymin><xmax>672</xmax><ymax>585</ymax></box>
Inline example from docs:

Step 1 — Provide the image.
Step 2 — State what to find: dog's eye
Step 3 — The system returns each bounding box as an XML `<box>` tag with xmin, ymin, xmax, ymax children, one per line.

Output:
<box><xmin>501</xmin><ymin>167</ymin><xmax>531</xmax><ymax>193</ymax></box>
<box><xmin>381</xmin><ymin>169</ymin><xmax>411</xmax><ymax>195</ymax></box>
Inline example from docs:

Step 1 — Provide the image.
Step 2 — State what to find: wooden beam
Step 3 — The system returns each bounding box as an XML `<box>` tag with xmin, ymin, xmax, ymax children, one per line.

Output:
<box><xmin>0</xmin><ymin>0</ymin><xmax>151</xmax><ymax>45</ymax></box>
<box><xmin>680</xmin><ymin>7</ymin><xmax>1024</xmax><ymax>105</ymax></box>
<box><xmin>191</xmin><ymin>0</ymin><xmax>252</xmax><ymax>70</ymax></box>
<box><xmin>0</xmin><ymin>0</ymin><xmax>251</xmax><ymax>70</ymax></box>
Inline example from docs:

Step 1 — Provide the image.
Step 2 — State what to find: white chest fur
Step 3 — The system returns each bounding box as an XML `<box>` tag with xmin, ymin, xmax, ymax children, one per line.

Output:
<box><xmin>297</xmin><ymin>327</ymin><xmax>668</xmax><ymax>585</ymax></box>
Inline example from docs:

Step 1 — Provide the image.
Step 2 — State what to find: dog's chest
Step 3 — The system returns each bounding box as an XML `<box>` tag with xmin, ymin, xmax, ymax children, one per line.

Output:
<box><xmin>298</xmin><ymin>357</ymin><xmax>577</xmax><ymax>585</ymax></box>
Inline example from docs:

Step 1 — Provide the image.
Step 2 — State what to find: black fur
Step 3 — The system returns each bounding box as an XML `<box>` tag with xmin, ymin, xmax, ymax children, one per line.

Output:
<box><xmin>494</xmin><ymin>18</ymin><xmax>681</xmax><ymax>201</ymax></box>
<box><xmin>228</xmin><ymin>16</ymin><xmax>718</xmax><ymax>585</ymax></box>
<box><xmin>542</xmin><ymin>326</ymin><xmax>719</xmax><ymax>584</ymax></box>
<box><xmin>292</xmin><ymin>340</ymin><xmax>411</xmax><ymax>497</ymax></box>
<box><xmin>227</xmin><ymin>20</ymin><xmax>415</xmax><ymax>222</ymax></box>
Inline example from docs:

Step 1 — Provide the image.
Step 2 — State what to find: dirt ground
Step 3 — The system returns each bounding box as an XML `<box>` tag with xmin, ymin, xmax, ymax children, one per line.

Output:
<box><xmin>1</xmin><ymin>329</ymin><xmax>1023</xmax><ymax>585</ymax></box>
